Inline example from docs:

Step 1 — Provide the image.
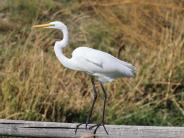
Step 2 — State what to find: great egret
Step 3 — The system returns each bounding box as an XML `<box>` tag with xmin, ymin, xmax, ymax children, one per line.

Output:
<box><xmin>32</xmin><ymin>21</ymin><xmax>136</xmax><ymax>134</ymax></box>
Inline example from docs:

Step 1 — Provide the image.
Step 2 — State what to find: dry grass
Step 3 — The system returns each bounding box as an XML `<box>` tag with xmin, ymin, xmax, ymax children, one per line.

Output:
<box><xmin>0</xmin><ymin>0</ymin><xmax>184</xmax><ymax>125</ymax></box>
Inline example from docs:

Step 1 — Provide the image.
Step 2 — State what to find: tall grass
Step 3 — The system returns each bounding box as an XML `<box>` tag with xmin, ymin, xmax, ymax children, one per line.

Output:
<box><xmin>0</xmin><ymin>0</ymin><xmax>183</xmax><ymax>126</ymax></box>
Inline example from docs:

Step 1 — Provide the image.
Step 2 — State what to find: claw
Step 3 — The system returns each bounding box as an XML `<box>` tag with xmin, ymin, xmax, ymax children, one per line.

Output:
<box><xmin>75</xmin><ymin>123</ymin><xmax>81</xmax><ymax>134</ymax></box>
<box><xmin>75</xmin><ymin>123</ymin><xmax>88</xmax><ymax>134</ymax></box>
<box><xmin>89</xmin><ymin>123</ymin><xmax>108</xmax><ymax>134</ymax></box>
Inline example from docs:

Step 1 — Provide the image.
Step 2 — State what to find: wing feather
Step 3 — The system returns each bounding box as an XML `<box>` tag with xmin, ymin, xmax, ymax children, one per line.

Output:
<box><xmin>72</xmin><ymin>47</ymin><xmax>135</xmax><ymax>78</ymax></box>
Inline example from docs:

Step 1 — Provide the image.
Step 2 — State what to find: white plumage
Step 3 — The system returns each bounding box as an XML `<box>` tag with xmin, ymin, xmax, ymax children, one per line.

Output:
<box><xmin>71</xmin><ymin>47</ymin><xmax>136</xmax><ymax>83</ymax></box>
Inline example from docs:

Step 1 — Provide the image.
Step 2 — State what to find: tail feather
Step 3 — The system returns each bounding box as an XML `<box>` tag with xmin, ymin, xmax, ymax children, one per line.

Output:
<box><xmin>121</xmin><ymin>63</ymin><xmax>136</xmax><ymax>77</ymax></box>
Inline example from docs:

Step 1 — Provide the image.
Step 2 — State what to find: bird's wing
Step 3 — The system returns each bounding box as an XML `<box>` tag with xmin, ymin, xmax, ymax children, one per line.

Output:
<box><xmin>72</xmin><ymin>47</ymin><xmax>135</xmax><ymax>77</ymax></box>
<box><xmin>72</xmin><ymin>47</ymin><xmax>104</xmax><ymax>70</ymax></box>
<box><xmin>82</xmin><ymin>57</ymin><xmax>103</xmax><ymax>68</ymax></box>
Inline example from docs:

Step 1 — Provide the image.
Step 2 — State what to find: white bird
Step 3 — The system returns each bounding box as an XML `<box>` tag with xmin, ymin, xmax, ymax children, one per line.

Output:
<box><xmin>32</xmin><ymin>21</ymin><xmax>136</xmax><ymax>134</ymax></box>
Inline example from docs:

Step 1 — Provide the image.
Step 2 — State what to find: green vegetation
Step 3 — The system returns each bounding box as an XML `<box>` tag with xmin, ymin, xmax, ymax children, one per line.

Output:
<box><xmin>0</xmin><ymin>0</ymin><xmax>183</xmax><ymax>126</ymax></box>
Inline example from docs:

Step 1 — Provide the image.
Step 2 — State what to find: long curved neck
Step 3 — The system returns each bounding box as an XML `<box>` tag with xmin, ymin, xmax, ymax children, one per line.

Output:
<box><xmin>54</xmin><ymin>26</ymin><xmax>76</xmax><ymax>70</ymax></box>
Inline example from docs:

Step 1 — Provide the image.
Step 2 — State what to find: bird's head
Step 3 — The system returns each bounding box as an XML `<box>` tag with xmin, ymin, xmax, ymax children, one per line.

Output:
<box><xmin>32</xmin><ymin>21</ymin><xmax>67</xmax><ymax>31</ymax></box>
<box><xmin>32</xmin><ymin>21</ymin><xmax>69</xmax><ymax>48</ymax></box>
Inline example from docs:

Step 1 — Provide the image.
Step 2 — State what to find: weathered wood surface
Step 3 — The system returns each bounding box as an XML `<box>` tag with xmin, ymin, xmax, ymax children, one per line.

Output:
<box><xmin>0</xmin><ymin>119</ymin><xmax>184</xmax><ymax>138</ymax></box>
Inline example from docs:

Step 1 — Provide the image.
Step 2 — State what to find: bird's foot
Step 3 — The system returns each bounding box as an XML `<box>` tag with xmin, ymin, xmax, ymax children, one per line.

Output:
<box><xmin>89</xmin><ymin>123</ymin><xmax>108</xmax><ymax>135</ymax></box>
<box><xmin>75</xmin><ymin>122</ymin><xmax>89</xmax><ymax>134</ymax></box>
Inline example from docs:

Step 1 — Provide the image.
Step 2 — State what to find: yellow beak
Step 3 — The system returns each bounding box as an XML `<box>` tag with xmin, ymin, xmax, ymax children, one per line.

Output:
<box><xmin>32</xmin><ymin>23</ymin><xmax>53</xmax><ymax>28</ymax></box>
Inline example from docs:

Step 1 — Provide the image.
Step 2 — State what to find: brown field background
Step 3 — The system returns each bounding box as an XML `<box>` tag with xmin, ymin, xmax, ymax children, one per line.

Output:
<box><xmin>0</xmin><ymin>0</ymin><xmax>184</xmax><ymax>126</ymax></box>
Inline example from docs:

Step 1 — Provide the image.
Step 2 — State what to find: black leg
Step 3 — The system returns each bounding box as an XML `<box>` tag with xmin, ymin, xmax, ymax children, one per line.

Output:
<box><xmin>75</xmin><ymin>77</ymin><xmax>97</xmax><ymax>134</ymax></box>
<box><xmin>100</xmin><ymin>82</ymin><xmax>108</xmax><ymax>126</ymax></box>
<box><xmin>86</xmin><ymin>77</ymin><xmax>97</xmax><ymax>126</ymax></box>
<box><xmin>89</xmin><ymin>82</ymin><xmax>108</xmax><ymax>135</ymax></box>
<box><xmin>100</xmin><ymin>82</ymin><xmax>108</xmax><ymax>134</ymax></box>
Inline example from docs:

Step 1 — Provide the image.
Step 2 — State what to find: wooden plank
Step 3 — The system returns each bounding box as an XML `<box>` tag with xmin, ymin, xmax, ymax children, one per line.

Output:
<box><xmin>0</xmin><ymin>119</ymin><xmax>184</xmax><ymax>138</ymax></box>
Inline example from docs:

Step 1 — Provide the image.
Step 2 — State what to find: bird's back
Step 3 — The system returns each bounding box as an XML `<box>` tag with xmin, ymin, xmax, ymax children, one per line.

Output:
<box><xmin>72</xmin><ymin>47</ymin><xmax>136</xmax><ymax>83</ymax></box>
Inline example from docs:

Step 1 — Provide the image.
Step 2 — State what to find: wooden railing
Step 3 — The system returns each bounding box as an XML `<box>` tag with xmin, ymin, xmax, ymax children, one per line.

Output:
<box><xmin>0</xmin><ymin>119</ymin><xmax>184</xmax><ymax>138</ymax></box>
